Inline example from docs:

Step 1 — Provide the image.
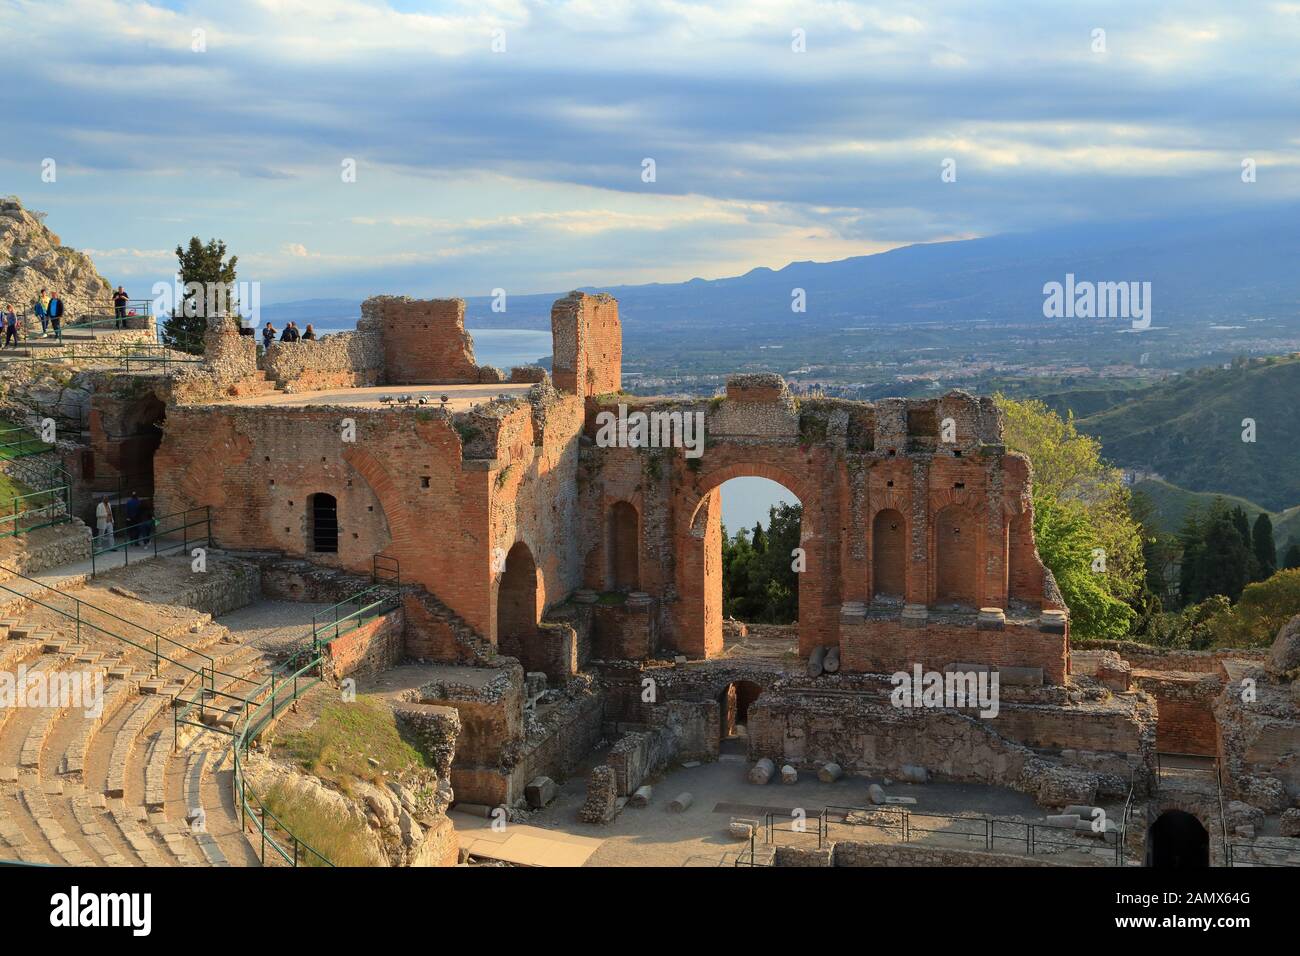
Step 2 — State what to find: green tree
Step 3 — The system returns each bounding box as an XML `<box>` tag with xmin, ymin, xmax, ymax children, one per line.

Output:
<box><xmin>1199</xmin><ymin>500</ymin><xmax>1251</xmax><ymax>603</ymax></box>
<box><xmin>1032</xmin><ymin>496</ymin><xmax>1135</xmax><ymax>640</ymax></box>
<box><xmin>163</xmin><ymin>237</ymin><xmax>238</xmax><ymax>354</ymax></box>
<box><xmin>719</xmin><ymin>503</ymin><xmax>801</xmax><ymax>624</ymax></box>
<box><xmin>996</xmin><ymin>395</ymin><xmax>1145</xmax><ymax>639</ymax></box>
<box><xmin>1252</xmin><ymin>513</ymin><xmax>1278</xmax><ymax>580</ymax></box>
<box><xmin>1284</xmin><ymin>541</ymin><xmax>1300</xmax><ymax>570</ymax></box>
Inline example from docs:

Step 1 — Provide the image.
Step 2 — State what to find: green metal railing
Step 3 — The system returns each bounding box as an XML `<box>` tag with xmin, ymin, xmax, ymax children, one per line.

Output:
<box><xmin>90</xmin><ymin>506</ymin><xmax>212</xmax><ymax>576</ymax></box>
<box><xmin>0</xmin><ymin>484</ymin><xmax>71</xmax><ymax>538</ymax></box>
<box><xmin>231</xmin><ymin>650</ymin><xmax>332</xmax><ymax>867</ymax></box>
<box><xmin>0</xmin><ymin>424</ymin><xmax>52</xmax><ymax>460</ymax></box>
<box><xmin>310</xmin><ymin>585</ymin><xmax>400</xmax><ymax>647</ymax></box>
<box><xmin>0</xmin><ymin>563</ymin><xmax>216</xmax><ymax>693</ymax></box>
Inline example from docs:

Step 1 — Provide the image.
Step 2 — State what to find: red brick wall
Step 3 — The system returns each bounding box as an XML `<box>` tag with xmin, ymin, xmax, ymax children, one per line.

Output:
<box><xmin>367</xmin><ymin>296</ymin><xmax>479</xmax><ymax>384</ymax></box>
<box><xmin>325</xmin><ymin>610</ymin><xmax>403</xmax><ymax>680</ymax></box>
<box><xmin>1154</xmin><ymin>698</ymin><xmax>1218</xmax><ymax>756</ymax></box>
<box><xmin>551</xmin><ymin>292</ymin><xmax>621</xmax><ymax>396</ymax></box>
<box><xmin>839</xmin><ymin>618</ymin><xmax>1068</xmax><ymax>685</ymax></box>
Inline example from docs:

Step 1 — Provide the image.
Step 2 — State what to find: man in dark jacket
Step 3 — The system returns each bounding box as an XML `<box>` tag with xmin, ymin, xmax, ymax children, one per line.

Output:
<box><xmin>112</xmin><ymin>286</ymin><xmax>129</xmax><ymax>327</ymax></box>
<box><xmin>47</xmin><ymin>293</ymin><xmax>64</xmax><ymax>340</ymax></box>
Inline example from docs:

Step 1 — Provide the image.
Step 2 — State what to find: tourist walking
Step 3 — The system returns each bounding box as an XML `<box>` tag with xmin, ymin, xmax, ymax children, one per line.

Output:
<box><xmin>2</xmin><ymin>304</ymin><xmax>17</xmax><ymax>348</ymax></box>
<box><xmin>34</xmin><ymin>289</ymin><xmax>49</xmax><ymax>336</ymax></box>
<box><xmin>301</xmin><ymin>323</ymin><xmax>316</xmax><ymax>341</ymax></box>
<box><xmin>47</xmin><ymin>292</ymin><xmax>64</xmax><ymax>340</ymax></box>
<box><xmin>125</xmin><ymin>491</ymin><xmax>142</xmax><ymax>544</ymax></box>
<box><xmin>262</xmin><ymin>321</ymin><xmax>277</xmax><ymax>349</ymax></box>
<box><xmin>95</xmin><ymin>497</ymin><xmax>115</xmax><ymax>549</ymax></box>
<box><xmin>280</xmin><ymin>322</ymin><xmax>299</xmax><ymax>343</ymax></box>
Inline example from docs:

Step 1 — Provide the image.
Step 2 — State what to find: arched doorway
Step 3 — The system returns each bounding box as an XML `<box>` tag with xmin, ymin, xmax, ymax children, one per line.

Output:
<box><xmin>308</xmin><ymin>493</ymin><xmax>338</xmax><ymax>554</ymax></box>
<box><xmin>679</xmin><ymin>467</ymin><xmax>814</xmax><ymax>660</ymax></box>
<box><xmin>1145</xmin><ymin>810</ymin><xmax>1210</xmax><ymax>868</ymax></box>
<box><xmin>934</xmin><ymin>505</ymin><xmax>977</xmax><ymax>606</ymax></box>
<box><xmin>607</xmin><ymin>501</ymin><xmax>639</xmax><ymax>591</ymax></box>
<box><xmin>872</xmin><ymin>508</ymin><xmax>906</xmax><ymax>598</ymax></box>
<box><xmin>497</xmin><ymin>542</ymin><xmax>544</xmax><ymax>672</ymax></box>
<box><xmin>719</xmin><ymin>680</ymin><xmax>763</xmax><ymax>751</ymax></box>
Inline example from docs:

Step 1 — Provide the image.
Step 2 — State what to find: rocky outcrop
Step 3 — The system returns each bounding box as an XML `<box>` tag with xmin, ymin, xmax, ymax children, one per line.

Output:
<box><xmin>1268</xmin><ymin>613</ymin><xmax>1300</xmax><ymax>676</ymax></box>
<box><xmin>0</xmin><ymin>197</ymin><xmax>112</xmax><ymax>320</ymax></box>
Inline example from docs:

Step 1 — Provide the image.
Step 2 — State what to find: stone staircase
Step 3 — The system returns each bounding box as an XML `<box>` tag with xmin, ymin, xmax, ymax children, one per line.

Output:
<box><xmin>0</xmin><ymin>589</ymin><xmax>274</xmax><ymax>867</ymax></box>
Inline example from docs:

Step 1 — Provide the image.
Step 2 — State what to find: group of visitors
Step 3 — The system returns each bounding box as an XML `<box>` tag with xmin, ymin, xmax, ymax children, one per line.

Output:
<box><xmin>94</xmin><ymin>491</ymin><xmax>151</xmax><ymax>549</ymax></box>
<box><xmin>29</xmin><ymin>288</ymin><xmax>66</xmax><ymax>340</ymax></box>
<box><xmin>0</xmin><ymin>287</ymin><xmax>132</xmax><ymax>349</ymax></box>
<box><xmin>261</xmin><ymin>321</ymin><xmax>317</xmax><ymax>348</ymax></box>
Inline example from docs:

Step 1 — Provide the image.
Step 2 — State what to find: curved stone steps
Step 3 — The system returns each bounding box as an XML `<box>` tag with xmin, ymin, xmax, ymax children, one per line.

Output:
<box><xmin>139</xmin><ymin>731</ymin><xmax>202</xmax><ymax>866</ymax></box>
<box><xmin>0</xmin><ymin>654</ymin><xmax>75</xmax><ymax>770</ymax></box>
<box><xmin>106</xmin><ymin>798</ymin><xmax>167</xmax><ymax>865</ymax></box>
<box><xmin>104</xmin><ymin>696</ymin><xmax>169</xmax><ymax>799</ymax></box>
<box><xmin>68</xmin><ymin>788</ymin><xmax>135</xmax><ymax>866</ymax></box>
<box><xmin>20</xmin><ymin>654</ymin><xmax>108</xmax><ymax>769</ymax></box>
<box><xmin>19</xmin><ymin>777</ymin><xmax>95</xmax><ymax>865</ymax></box>
<box><xmin>57</xmin><ymin>681</ymin><xmax>132</xmax><ymax>777</ymax></box>
<box><xmin>0</xmin><ymin>792</ymin><xmax>53</xmax><ymax>863</ymax></box>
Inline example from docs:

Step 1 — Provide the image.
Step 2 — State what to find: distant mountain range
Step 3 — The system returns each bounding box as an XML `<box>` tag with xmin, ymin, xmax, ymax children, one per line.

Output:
<box><xmin>1059</xmin><ymin>356</ymin><xmax>1300</xmax><ymax>513</ymax></box>
<box><xmin>263</xmin><ymin>205</ymin><xmax>1300</xmax><ymax>340</ymax></box>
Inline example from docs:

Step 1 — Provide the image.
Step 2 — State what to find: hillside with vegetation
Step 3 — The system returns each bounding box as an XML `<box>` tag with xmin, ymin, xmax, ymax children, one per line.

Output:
<box><xmin>0</xmin><ymin>196</ymin><xmax>112</xmax><ymax>318</ymax></box>
<box><xmin>1072</xmin><ymin>355</ymin><xmax>1300</xmax><ymax>512</ymax></box>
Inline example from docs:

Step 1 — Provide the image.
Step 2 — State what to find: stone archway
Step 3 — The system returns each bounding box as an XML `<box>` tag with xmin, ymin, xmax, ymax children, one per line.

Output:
<box><xmin>1145</xmin><ymin>810</ymin><xmax>1210</xmax><ymax>868</ymax></box>
<box><xmin>676</xmin><ymin>460</ymin><xmax>822</xmax><ymax>660</ymax></box>
<box><xmin>497</xmin><ymin>542</ymin><xmax>543</xmax><ymax>671</ymax></box>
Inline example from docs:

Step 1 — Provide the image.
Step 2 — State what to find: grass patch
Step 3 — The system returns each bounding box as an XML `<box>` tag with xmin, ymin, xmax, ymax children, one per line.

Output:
<box><xmin>259</xmin><ymin>780</ymin><xmax>377</xmax><ymax>867</ymax></box>
<box><xmin>0</xmin><ymin>471</ymin><xmax>33</xmax><ymax>503</ymax></box>
<box><xmin>277</xmin><ymin>695</ymin><xmax>426</xmax><ymax>790</ymax></box>
<box><xmin>0</xmin><ymin>421</ymin><xmax>52</xmax><ymax>462</ymax></box>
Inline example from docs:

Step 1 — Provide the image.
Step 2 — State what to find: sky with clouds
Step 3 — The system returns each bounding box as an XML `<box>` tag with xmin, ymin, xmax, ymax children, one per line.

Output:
<box><xmin>4</xmin><ymin>0</ymin><xmax>1298</xmax><ymax>303</ymax></box>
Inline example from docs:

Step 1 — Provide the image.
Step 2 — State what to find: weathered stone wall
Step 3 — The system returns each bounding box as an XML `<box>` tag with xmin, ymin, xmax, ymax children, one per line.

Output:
<box><xmin>773</xmin><ymin>840</ymin><xmax>1065</xmax><ymax>867</ymax></box>
<box><xmin>839</xmin><ymin>611</ymin><xmax>1068</xmax><ymax>685</ymax></box>
<box><xmin>364</xmin><ymin>296</ymin><xmax>478</xmax><ymax>385</ymax></box>
<box><xmin>551</xmin><ymin>291</ymin><xmax>621</xmax><ymax>397</ymax></box>
<box><xmin>325</xmin><ymin>608</ymin><xmax>405</xmax><ymax>681</ymax></box>
<box><xmin>583</xmin><ymin>379</ymin><xmax>1066</xmax><ymax>678</ymax></box>
<box><xmin>263</xmin><ymin>331</ymin><xmax>382</xmax><ymax>392</ymax></box>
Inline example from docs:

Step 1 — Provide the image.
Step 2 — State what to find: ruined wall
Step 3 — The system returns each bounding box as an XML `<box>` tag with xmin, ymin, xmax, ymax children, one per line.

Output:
<box><xmin>363</xmin><ymin>296</ymin><xmax>478</xmax><ymax>385</ymax></box>
<box><xmin>774</xmin><ymin>841</ymin><xmax>1065</xmax><ymax>867</ymax></box>
<box><xmin>325</xmin><ymin>609</ymin><xmax>405</xmax><ymax>681</ymax></box>
<box><xmin>550</xmin><ymin>292</ymin><xmax>621</xmax><ymax>397</ymax></box>
<box><xmin>262</xmin><ymin>331</ymin><xmax>383</xmax><ymax>392</ymax></box>
<box><xmin>583</xmin><ymin>378</ymin><xmax>1066</xmax><ymax>677</ymax></box>
<box><xmin>839</xmin><ymin>610</ymin><xmax>1068</xmax><ymax>685</ymax></box>
<box><xmin>155</xmin><ymin>379</ymin><xmax>587</xmax><ymax>653</ymax></box>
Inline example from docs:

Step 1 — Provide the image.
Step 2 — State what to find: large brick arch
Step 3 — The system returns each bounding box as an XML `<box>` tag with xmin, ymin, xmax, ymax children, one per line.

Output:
<box><xmin>673</xmin><ymin>456</ymin><xmax>828</xmax><ymax>659</ymax></box>
<box><xmin>341</xmin><ymin>445</ymin><xmax>413</xmax><ymax>570</ymax></box>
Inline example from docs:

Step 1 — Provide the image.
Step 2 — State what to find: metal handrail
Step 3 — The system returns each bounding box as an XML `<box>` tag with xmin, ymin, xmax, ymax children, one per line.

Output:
<box><xmin>89</xmin><ymin>506</ymin><xmax>212</xmax><ymax>576</ymax></box>
<box><xmin>228</xmin><ymin>653</ymin><xmax>334</xmax><ymax>867</ymax></box>
<box><xmin>0</xmin><ymin>563</ymin><xmax>214</xmax><ymax>691</ymax></box>
<box><xmin>816</xmin><ymin>802</ymin><xmax>1122</xmax><ymax>864</ymax></box>
<box><xmin>0</xmin><ymin>485</ymin><xmax>71</xmax><ymax>538</ymax></box>
<box><xmin>310</xmin><ymin>585</ymin><xmax>398</xmax><ymax>647</ymax></box>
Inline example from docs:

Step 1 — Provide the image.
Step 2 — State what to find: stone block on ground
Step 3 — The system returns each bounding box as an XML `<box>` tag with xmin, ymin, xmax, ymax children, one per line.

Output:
<box><xmin>669</xmin><ymin>792</ymin><xmax>693</xmax><ymax>813</ymax></box>
<box><xmin>525</xmin><ymin>776</ymin><xmax>557</xmax><ymax>809</ymax></box>
<box><xmin>818</xmin><ymin>762</ymin><xmax>843</xmax><ymax>783</ymax></box>
<box><xmin>748</xmin><ymin>758</ymin><xmax>775</xmax><ymax>785</ymax></box>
